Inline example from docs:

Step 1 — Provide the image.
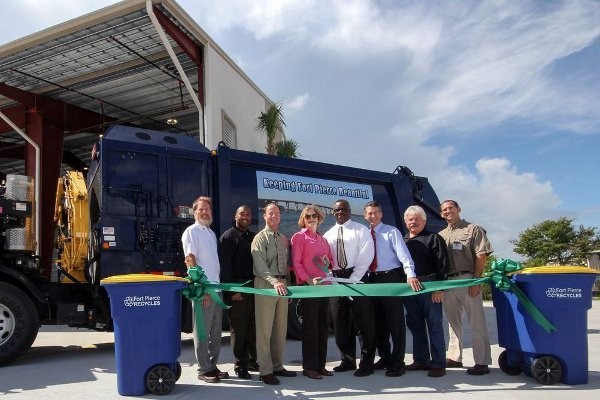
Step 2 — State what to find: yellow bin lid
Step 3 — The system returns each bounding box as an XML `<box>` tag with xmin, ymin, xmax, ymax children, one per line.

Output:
<box><xmin>101</xmin><ymin>274</ymin><xmax>189</xmax><ymax>284</ymax></box>
<box><xmin>517</xmin><ymin>266</ymin><xmax>600</xmax><ymax>275</ymax></box>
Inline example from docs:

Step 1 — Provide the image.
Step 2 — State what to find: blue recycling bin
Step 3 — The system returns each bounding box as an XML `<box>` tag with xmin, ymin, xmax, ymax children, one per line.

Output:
<box><xmin>101</xmin><ymin>274</ymin><xmax>189</xmax><ymax>396</ymax></box>
<box><xmin>492</xmin><ymin>266</ymin><xmax>598</xmax><ymax>385</ymax></box>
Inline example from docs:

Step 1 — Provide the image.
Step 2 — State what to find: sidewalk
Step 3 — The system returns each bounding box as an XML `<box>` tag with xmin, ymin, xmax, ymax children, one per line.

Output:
<box><xmin>1</xmin><ymin>302</ymin><xmax>599</xmax><ymax>399</ymax></box>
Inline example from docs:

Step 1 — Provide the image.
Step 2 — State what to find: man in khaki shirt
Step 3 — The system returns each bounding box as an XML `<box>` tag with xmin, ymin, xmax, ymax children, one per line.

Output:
<box><xmin>251</xmin><ymin>203</ymin><xmax>297</xmax><ymax>385</ymax></box>
<box><xmin>439</xmin><ymin>200</ymin><xmax>493</xmax><ymax>376</ymax></box>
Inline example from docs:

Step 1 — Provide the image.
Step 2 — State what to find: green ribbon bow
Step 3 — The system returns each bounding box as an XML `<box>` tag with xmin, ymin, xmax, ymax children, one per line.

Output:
<box><xmin>181</xmin><ymin>266</ymin><xmax>232</xmax><ymax>340</ymax></box>
<box><xmin>485</xmin><ymin>258</ymin><xmax>556</xmax><ymax>333</ymax></box>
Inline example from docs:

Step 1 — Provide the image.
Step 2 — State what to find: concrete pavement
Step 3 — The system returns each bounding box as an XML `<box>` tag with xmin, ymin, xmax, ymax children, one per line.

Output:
<box><xmin>1</xmin><ymin>302</ymin><xmax>599</xmax><ymax>399</ymax></box>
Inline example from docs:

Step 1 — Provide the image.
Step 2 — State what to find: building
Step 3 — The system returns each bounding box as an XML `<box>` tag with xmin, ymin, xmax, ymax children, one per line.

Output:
<box><xmin>0</xmin><ymin>0</ymin><xmax>280</xmax><ymax>272</ymax></box>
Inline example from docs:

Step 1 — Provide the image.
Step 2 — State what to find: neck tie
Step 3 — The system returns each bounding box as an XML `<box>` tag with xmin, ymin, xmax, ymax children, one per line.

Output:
<box><xmin>369</xmin><ymin>228</ymin><xmax>377</xmax><ymax>272</ymax></box>
<box><xmin>274</xmin><ymin>231</ymin><xmax>286</xmax><ymax>275</ymax></box>
<box><xmin>337</xmin><ymin>225</ymin><xmax>348</xmax><ymax>269</ymax></box>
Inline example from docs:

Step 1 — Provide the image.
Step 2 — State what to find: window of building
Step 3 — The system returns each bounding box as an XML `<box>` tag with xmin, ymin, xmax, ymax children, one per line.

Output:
<box><xmin>222</xmin><ymin>111</ymin><xmax>237</xmax><ymax>148</ymax></box>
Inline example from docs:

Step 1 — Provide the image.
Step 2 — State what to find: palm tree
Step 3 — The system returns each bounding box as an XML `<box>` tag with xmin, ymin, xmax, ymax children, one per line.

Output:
<box><xmin>275</xmin><ymin>139</ymin><xmax>300</xmax><ymax>158</ymax></box>
<box><xmin>255</xmin><ymin>103</ymin><xmax>286</xmax><ymax>155</ymax></box>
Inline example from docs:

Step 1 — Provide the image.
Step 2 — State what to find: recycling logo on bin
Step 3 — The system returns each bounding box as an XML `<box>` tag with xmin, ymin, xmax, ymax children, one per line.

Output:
<box><xmin>123</xmin><ymin>295</ymin><xmax>161</xmax><ymax>306</ymax></box>
<box><xmin>545</xmin><ymin>287</ymin><xmax>583</xmax><ymax>298</ymax></box>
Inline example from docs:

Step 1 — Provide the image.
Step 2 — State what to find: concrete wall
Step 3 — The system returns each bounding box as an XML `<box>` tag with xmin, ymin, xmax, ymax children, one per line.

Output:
<box><xmin>203</xmin><ymin>43</ymin><xmax>267</xmax><ymax>152</ymax></box>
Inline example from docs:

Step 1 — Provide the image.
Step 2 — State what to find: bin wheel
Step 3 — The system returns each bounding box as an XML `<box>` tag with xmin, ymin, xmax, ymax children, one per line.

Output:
<box><xmin>175</xmin><ymin>361</ymin><xmax>182</xmax><ymax>381</ymax></box>
<box><xmin>498</xmin><ymin>350</ymin><xmax>521</xmax><ymax>376</ymax></box>
<box><xmin>145</xmin><ymin>364</ymin><xmax>176</xmax><ymax>395</ymax></box>
<box><xmin>530</xmin><ymin>356</ymin><xmax>562</xmax><ymax>385</ymax></box>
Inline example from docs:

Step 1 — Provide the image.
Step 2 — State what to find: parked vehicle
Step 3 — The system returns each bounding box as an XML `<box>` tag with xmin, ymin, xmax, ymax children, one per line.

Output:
<box><xmin>0</xmin><ymin>125</ymin><xmax>444</xmax><ymax>365</ymax></box>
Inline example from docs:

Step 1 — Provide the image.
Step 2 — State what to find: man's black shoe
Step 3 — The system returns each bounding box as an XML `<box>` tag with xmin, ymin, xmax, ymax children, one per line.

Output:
<box><xmin>466</xmin><ymin>364</ymin><xmax>490</xmax><ymax>375</ymax></box>
<box><xmin>273</xmin><ymin>368</ymin><xmax>297</xmax><ymax>377</ymax></box>
<box><xmin>333</xmin><ymin>361</ymin><xmax>356</xmax><ymax>372</ymax></box>
<box><xmin>406</xmin><ymin>362</ymin><xmax>430</xmax><ymax>371</ymax></box>
<box><xmin>428</xmin><ymin>367</ymin><xmax>446</xmax><ymax>377</ymax></box>
<box><xmin>353</xmin><ymin>368</ymin><xmax>374</xmax><ymax>377</ymax></box>
<box><xmin>236</xmin><ymin>368</ymin><xmax>251</xmax><ymax>379</ymax></box>
<box><xmin>247</xmin><ymin>362</ymin><xmax>260</xmax><ymax>372</ymax></box>
<box><xmin>385</xmin><ymin>367</ymin><xmax>406</xmax><ymax>377</ymax></box>
<box><xmin>373</xmin><ymin>359</ymin><xmax>388</xmax><ymax>370</ymax></box>
<box><xmin>259</xmin><ymin>374</ymin><xmax>280</xmax><ymax>385</ymax></box>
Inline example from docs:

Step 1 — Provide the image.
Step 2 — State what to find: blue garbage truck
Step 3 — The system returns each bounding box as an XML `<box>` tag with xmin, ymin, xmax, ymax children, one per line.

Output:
<box><xmin>0</xmin><ymin>124</ymin><xmax>445</xmax><ymax>366</ymax></box>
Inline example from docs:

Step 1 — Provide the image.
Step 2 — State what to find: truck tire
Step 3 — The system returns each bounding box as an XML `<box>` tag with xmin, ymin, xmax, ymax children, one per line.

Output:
<box><xmin>0</xmin><ymin>282</ymin><xmax>40</xmax><ymax>366</ymax></box>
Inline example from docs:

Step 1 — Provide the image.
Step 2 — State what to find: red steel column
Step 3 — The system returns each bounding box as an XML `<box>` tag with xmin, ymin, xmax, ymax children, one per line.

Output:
<box><xmin>24</xmin><ymin>105</ymin><xmax>64</xmax><ymax>279</ymax></box>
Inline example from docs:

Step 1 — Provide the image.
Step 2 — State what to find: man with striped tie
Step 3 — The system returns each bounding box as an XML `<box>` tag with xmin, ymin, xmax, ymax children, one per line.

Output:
<box><xmin>323</xmin><ymin>199</ymin><xmax>376</xmax><ymax>377</ymax></box>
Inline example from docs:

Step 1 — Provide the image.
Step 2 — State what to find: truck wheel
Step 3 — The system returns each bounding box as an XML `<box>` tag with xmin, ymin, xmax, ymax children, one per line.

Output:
<box><xmin>286</xmin><ymin>298</ymin><xmax>303</xmax><ymax>340</ymax></box>
<box><xmin>0</xmin><ymin>282</ymin><xmax>40</xmax><ymax>366</ymax></box>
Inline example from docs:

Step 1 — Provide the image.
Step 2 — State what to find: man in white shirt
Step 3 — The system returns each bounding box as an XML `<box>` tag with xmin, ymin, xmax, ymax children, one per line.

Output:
<box><xmin>181</xmin><ymin>196</ymin><xmax>228</xmax><ymax>383</ymax></box>
<box><xmin>364</xmin><ymin>200</ymin><xmax>420</xmax><ymax>377</ymax></box>
<box><xmin>323</xmin><ymin>199</ymin><xmax>376</xmax><ymax>377</ymax></box>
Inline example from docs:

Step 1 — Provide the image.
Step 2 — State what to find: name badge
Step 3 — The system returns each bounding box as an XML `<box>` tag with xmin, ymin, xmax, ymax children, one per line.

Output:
<box><xmin>452</xmin><ymin>242</ymin><xmax>462</xmax><ymax>250</ymax></box>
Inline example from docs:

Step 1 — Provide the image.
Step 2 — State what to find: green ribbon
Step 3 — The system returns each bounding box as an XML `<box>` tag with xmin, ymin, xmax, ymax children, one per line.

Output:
<box><xmin>485</xmin><ymin>258</ymin><xmax>556</xmax><ymax>333</ymax></box>
<box><xmin>183</xmin><ymin>259</ymin><xmax>556</xmax><ymax>338</ymax></box>
<box><xmin>181</xmin><ymin>266</ymin><xmax>232</xmax><ymax>340</ymax></box>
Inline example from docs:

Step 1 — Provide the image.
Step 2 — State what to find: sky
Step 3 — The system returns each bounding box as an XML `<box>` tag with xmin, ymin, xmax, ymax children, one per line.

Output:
<box><xmin>2</xmin><ymin>0</ymin><xmax>599</xmax><ymax>261</ymax></box>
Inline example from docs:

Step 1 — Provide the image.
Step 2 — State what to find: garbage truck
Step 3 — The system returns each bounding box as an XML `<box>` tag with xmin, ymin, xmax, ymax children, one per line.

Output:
<box><xmin>0</xmin><ymin>124</ymin><xmax>445</xmax><ymax>366</ymax></box>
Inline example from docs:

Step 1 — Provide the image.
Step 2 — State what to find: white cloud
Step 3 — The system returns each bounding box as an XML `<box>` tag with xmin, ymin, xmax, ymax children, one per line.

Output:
<box><xmin>415</xmin><ymin>0</ymin><xmax>600</xmax><ymax>134</ymax></box>
<box><xmin>387</xmin><ymin>126</ymin><xmax>562</xmax><ymax>259</ymax></box>
<box><xmin>183</xmin><ymin>0</ymin><xmax>316</xmax><ymax>40</ymax></box>
<box><xmin>285</xmin><ymin>93</ymin><xmax>311</xmax><ymax>115</ymax></box>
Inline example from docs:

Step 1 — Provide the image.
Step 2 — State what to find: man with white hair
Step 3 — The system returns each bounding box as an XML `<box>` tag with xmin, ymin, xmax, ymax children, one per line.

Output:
<box><xmin>403</xmin><ymin>205</ymin><xmax>449</xmax><ymax>377</ymax></box>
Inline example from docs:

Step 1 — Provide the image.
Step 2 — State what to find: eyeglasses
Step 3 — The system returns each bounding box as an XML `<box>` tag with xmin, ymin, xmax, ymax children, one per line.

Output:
<box><xmin>305</xmin><ymin>213</ymin><xmax>318</xmax><ymax>219</ymax></box>
<box><xmin>333</xmin><ymin>207</ymin><xmax>348</xmax><ymax>213</ymax></box>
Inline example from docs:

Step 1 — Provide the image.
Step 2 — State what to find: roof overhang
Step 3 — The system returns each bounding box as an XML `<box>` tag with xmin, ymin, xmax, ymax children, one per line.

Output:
<box><xmin>0</xmin><ymin>0</ymin><xmax>227</xmax><ymax>175</ymax></box>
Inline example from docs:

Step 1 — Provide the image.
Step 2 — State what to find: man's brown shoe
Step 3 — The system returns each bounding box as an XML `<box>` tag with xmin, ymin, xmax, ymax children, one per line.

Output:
<box><xmin>318</xmin><ymin>368</ymin><xmax>333</xmax><ymax>376</ymax></box>
<box><xmin>214</xmin><ymin>368</ymin><xmax>229</xmax><ymax>379</ymax></box>
<box><xmin>259</xmin><ymin>374</ymin><xmax>280</xmax><ymax>385</ymax></box>
<box><xmin>446</xmin><ymin>358</ymin><xmax>463</xmax><ymax>368</ymax></box>
<box><xmin>198</xmin><ymin>370</ymin><xmax>220</xmax><ymax>383</ymax></box>
<box><xmin>428</xmin><ymin>367</ymin><xmax>446</xmax><ymax>377</ymax></box>
<box><xmin>406</xmin><ymin>362</ymin><xmax>430</xmax><ymax>371</ymax></box>
<box><xmin>467</xmin><ymin>364</ymin><xmax>490</xmax><ymax>375</ymax></box>
<box><xmin>303</xmin><ymin>370</ymin><xmax>323</xmax><ymax>379</ymax></box>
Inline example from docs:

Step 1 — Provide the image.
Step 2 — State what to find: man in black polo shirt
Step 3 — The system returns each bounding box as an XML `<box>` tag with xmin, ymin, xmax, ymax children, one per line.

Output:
<box><xmin>219</xmin><ymin>205</ymin><xmax>258</xmax><ymax>379</ymax></box>
<box><xmin>403</xmin><ymin>205</ymin><xmax>449</xmax><ymax>377</ymax></box>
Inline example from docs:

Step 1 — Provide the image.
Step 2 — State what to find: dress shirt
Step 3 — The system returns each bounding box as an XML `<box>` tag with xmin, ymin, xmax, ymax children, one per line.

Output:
<box><xmin>219</xmin><ymin>226</ymin><xmax>255</xmax><ymax>283</ymax></box>
<box><xmin>251</xmin><ymin>226</ymin><xmax>289</xmax><ymax>286</ymax></box>
<box><xmin>323</xmin><ymin>219</ymin><xmax>374</xmax><ymax>282</ymax></box>
<box><xmin>181</xmin><ymin>222</ymin><xmax>220</xmax><ymax>282</ymax></box>
<box><xmin>404</xmin><ymin>229</ymin><xmax>449</xmax><ymax>280</ymax></box>
<box><xmin>371</xmin><ymin>222</ymin><xmax>416</xmax><ymax>278</ymax></box>
<box><xmin>290</xmin><ymin>228</ymin><xmax>332</xmax><ymax>284</ymax></box>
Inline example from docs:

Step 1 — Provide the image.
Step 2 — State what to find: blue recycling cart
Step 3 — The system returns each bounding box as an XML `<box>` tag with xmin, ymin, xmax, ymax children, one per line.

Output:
<box><xmin>101</xmin><ymin>274</ymin><xmax>188</xmax><ymax>396</ymax></box>
<box><xmin>492</xmin><ymin>266</ymin><xmax>598</xmax><ymax>385</ymax></box>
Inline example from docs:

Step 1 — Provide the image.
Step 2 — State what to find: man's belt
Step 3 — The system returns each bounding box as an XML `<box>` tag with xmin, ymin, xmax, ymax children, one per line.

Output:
<box><xmin>447</xmin><ymin>271</ymin><xmax>472</xmax><ymax>277</ymax></box>
<box><xmin>367</xmin><ymin>267</ymin><xmax>400</xmax><ymax>276</ymax></box>
<box><xmin>332</xmin><ymin>268</ymin><xmax>354</xmax><ymax>278</ymax></box>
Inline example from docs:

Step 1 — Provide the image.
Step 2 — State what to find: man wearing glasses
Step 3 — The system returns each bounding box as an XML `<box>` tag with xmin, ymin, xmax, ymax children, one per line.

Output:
<box><xmin>323</xmin><ymin>199</ymin><xmax>376</xmax><ymax>377</ymax></box>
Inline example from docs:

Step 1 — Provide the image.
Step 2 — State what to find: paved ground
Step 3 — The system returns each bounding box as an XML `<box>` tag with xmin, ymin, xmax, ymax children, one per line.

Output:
<box><xmin>1</xmin><ymin>302</ymin><xmax>599</xmax><ymax>399</ymax></box>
